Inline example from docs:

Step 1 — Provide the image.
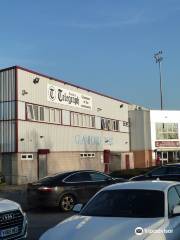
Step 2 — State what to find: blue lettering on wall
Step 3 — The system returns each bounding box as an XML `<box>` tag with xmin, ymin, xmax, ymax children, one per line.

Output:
<box><xmin>75</xmin><ymin>135</ymin><xmax>112</xmax><ymax>146</ymax></box>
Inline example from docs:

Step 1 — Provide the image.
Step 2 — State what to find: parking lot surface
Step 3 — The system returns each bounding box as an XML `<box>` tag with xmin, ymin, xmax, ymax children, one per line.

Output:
<box><xmin>27</xmin><ymin>208</ymin><xmax>72</xmax><ymax>240</ymax></box>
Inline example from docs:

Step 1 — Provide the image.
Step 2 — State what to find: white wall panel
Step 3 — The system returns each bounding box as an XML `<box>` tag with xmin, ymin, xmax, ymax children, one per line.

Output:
<box><xmin>18</xmin><ymin>102</ymin><xmax>26</xmax><ymax>120</ymax></box>
<box><xmin>129</xmin><ymin>110</ymin><xmax>151</xmax><ymax>150</ymax></box>
<box><xmin>0</xmin><ymin>69</ymin><xmax>15</xmax><ymax>101</ymax></box>
<box><xmin>18</xmin><ymin>121</ymin><xmax>129</xmax><ymax>153</ymax></box>
<box><xmin>17</xmin><ymin>69</ymin><xmax>129</xmax><ymax>122</ymax></box>
<box><xmin>0</xmin><ymin>121</ymin><xmax>15</xmax><ymax>152</ymax></box>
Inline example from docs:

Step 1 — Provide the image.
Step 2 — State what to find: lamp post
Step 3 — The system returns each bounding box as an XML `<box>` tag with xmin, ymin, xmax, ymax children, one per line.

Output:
<box><xmin>154</xmin><ymin>50</ymin><xmax>163</xmax><ymax>110</ymax></box>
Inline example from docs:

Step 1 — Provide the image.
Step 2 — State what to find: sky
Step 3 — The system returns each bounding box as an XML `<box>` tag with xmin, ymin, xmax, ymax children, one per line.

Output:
<box><xmin>0</xmin><ymin>0</ymin><xmax>180</xmax><ymax>110</ymax></box>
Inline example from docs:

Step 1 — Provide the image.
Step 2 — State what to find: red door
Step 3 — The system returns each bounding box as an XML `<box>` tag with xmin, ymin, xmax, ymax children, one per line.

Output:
<box><xmin>104</xmin><ymin>150</ymin><xmax>111</xmax><ymax>174</ymax></box>
<box><xmin>125</xmin><ymin>154</ymin><xmax>130</xmax><ymax>169</ymax></box>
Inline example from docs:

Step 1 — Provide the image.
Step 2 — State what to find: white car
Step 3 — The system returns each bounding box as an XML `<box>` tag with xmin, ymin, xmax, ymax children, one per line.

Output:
<box><xmin>0</xmin><ymin>198</ymin><xmax>27</xmax><ymax>239</ymax></box>
<box><xmin>40</xmin><ymin>181</ymin><xmax>180</xmax><ymax>240</ymax></box>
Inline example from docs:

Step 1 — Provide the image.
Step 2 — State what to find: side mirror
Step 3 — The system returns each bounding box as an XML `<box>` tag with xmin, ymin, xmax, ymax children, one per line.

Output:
<box><xmin>73</xmin><ymin>204</ymin><xmax>83</xmax><ymax>213</ymax></box>
<box><xmin>172</xmin><ymin>205</ymin><xmax>180</xmax><ymax>216</ymax></box>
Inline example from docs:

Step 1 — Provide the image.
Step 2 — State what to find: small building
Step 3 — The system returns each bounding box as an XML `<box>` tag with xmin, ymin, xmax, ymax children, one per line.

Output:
<box><xmin>0</xmin><ymin>66</ymin><xmax>137</xmax><ymax>184</ymax></box>
<box><xmin>129</xmin><ymin>109</ymin><xmax>180</xmax><ymax>167</ymax></box>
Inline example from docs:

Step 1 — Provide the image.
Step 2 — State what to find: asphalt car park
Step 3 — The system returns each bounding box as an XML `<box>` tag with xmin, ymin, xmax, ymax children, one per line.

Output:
<box><xmin>27</xmin><ymin>208</ymin><xmax>72</xmax><ymax>240</ymax></box>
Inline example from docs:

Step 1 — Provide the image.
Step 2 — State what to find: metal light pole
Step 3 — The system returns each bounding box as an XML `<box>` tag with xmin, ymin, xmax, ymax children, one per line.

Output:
<box><xmin>154</xmin><ymin>51</ymin><xmax>163</xmax><ymax>110</ymax></box>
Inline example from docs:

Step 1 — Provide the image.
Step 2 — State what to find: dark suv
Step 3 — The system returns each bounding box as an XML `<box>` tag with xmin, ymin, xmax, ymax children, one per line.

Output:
<box><xmin>130</xmin><ymin>163</ymin><xmax>180</xmax><ymax>182</ymax></box>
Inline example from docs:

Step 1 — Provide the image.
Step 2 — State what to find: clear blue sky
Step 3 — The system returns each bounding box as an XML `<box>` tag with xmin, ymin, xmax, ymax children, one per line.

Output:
<box><xmin>0</xmin><ymin>0</ymin><xmax>180</xmax><ymax>109</ymax></box>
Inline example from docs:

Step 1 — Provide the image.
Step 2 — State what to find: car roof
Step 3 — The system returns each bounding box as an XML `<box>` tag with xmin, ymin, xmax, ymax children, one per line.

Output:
<box><xmin>47</xmin><ymin>170</ymin><xmax>103</xmax><ymax>178</ymax></box>
<box><xmin>164</xmin><ymin>163</ymin><xmax>180</xmax><ymax>166</ymax></box>
<box><xmin>104</xmin><ymin>180</ymin><xmax>180</xmax><ymax>192</ymax></box>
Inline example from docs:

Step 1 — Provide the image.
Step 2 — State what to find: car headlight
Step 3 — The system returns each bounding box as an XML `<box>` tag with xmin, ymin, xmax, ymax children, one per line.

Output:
<box><xmin>16</xmin><ymin>203</ymin><xmax>23</xmax><ymax>213</ymax></box>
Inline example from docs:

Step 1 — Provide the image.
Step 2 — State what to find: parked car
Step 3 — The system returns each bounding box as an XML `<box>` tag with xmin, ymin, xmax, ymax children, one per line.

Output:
<box><xmin>130</xmin><ymin>163</ymin><xmax>180</xmax><ymax>181</ymax></box>
<box><xmin>39</xmin><ymin>181</ymin><xmax>180</xmax><ymax>240</ymax></box>
<box><xmin>0</xmin><ymin>198</ymin><xmax>27</xmax><ymax>239</ymax></box>
<box><xmin>27</xmin><ymin>170</ymin><xmax>126</xmax><ymax>211</ymax></box>
<box><xmin>0</xmin><ymin>172</ymin><xmax>5</xmax><ymax>184</ymax></box>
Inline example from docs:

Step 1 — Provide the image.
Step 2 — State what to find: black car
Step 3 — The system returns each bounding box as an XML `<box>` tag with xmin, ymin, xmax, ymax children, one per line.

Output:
<box><xmin>130</xmin><ymin>163</ymin><xmax>180</xmax><ymax>182</ymax></box>
<box><xmin>27</xmin><ymin>170</ymin><xmax>125</xmax><ymax>211</ymax></box>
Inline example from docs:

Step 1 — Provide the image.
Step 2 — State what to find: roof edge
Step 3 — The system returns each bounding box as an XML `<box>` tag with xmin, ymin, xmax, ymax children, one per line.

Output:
<box><xmin>1</xmin><ymin>65</ymin><xmax>130</xmax><ymax>105</ymax></box>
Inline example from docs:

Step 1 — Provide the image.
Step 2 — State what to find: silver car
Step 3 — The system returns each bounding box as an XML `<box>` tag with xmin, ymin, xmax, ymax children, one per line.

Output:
<box><xmin>40</xmin><ymin>181</ymin><xmax>180</xmax><ymax>240</ymax></box>
<box><xmin>0</xmin><ymin>198</ymin><xmax>27</xmax><ymax>239</ymax></box>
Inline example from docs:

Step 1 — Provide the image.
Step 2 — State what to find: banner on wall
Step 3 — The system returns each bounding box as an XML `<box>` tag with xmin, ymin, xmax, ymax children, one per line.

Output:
<box><xmin>47</xmin><ymin>84</ymin><xmax>92</xmax><ymax>110</ymax></box>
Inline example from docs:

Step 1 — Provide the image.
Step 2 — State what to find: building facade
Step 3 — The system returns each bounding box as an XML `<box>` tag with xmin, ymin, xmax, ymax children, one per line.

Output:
<box><xmin>151</xmin><ymin>110</ymin><xmax>180</xmax><ymax>165</ymax></box>
<box><xmin>129</xmin><ymin>109</ymin><xmax>180</xmax><ymax>167</ymax></box>
<box><xmin>0</xmin><ymin>66</ymin><xmax>135</xmax><ymax>184</ymax></box>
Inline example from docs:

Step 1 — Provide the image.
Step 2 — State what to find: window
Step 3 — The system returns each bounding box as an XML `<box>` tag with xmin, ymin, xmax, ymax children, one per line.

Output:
<box><xmin>64</xmin><ymin>172</ymin><xmax>91</xmax><ymax>182</ymax></box>
<box><xmin>175</xmin><ymin>185</ymin><xmax>180</xmax><ymax>197</ymax></box>
<box><xmin>89</xmin><ymin>172</ymin><xmax>109</xmax><ymax>181</ymax></box>
<box><xmin>81</xmin><ymin>190</ymin><xmax>164</xmax><ymax>218</ymax></box>
<box><xmin>50</xmin><ymin>109</ymin><xmax>55</xmax><ymax>123</ymax></box>
<box><xmin>150</xmin><ymin>167</ymin><xmax>167</xmax><ymax>176</ymax></box>
<box><xmin>80</xmin><ymin>153</ymin><xmax>95</xmax><ymax>158</ymax></box>
<box><xmin>33</xmin><ymin>105</ymin><xmax>39</xmax><ymax>120</ymax></box>
<box><xmin>167</xmin><ymin>166</ymin><xmax>180</xmax><ymax>174</ymax></box>
<box><xmin>101</xmin><ymin>118</ymin><xmax>106</xmax><ymax>130</ymax></box>
<box><xmin>168</xmin><ymin>187</ymin><xmax>180</xmax><ymax>216</ymax></box>
<box><xmin>101</xmin><ymin>118</ymin><xmax>119</xmax><ymax>131</ymax></box>
<box><xmin>21</xmin><ymin>155</ymin><xmax>26</xmax><ymax>159</ymax></box>
<box><xmin>26</xmin><ymin>104</ymin><xmax>62</xmax><ymax>124</ymax></box>
<box><xmin>62</xmin><ymin>110</ymin><xmax>70</xmax><ymax>125</ymax></box>
<box><xmin>115</xmin><ymin>120</ymin><xmax>119</xmax><ymax>131</ymax></box>
<box><xmin>78</xmin><ymin>114</ymin><xmax>83</xmax><ymax>127</ymax></box>
<box><xmin>27</xmin><ymin>104</ymin><xmax>34</xmax><ymax>120</ymax></box>
<box><xmin>21</xmin><ymin>154</ymin><xmax>33</xmax><ymax>160</ymax></box>
<box><xmin>91</xmin><ymin>116</ymin><xmax>95</xmax><ymax>128</ymax></box>
<box><xmin>71</xmin><ymin>112</ymin><xmax>96</xmax><ymax>128</ymax></box>
<box><xmin>55</xmin><ymin>109</ymin><xmax>61</xmax><ymax>124</ymax></box>
<box><xmin>39</xmin><ymin>106</ymin><xmax>44</xmax><ymax>121</ymax></box>
<box><xmin>73</xmin><ymin>113</ymin><xmax>79</xmax><ymax>126</ymax></box>
<box><xmin>156</xmin><ymin>123</ymin><xmax>178</xmax><ymax>140</ymax></box>
<box><xmin>82</xmin><ymin>114</ymin><xmax>87</xmax><ymax>127</ymax></box>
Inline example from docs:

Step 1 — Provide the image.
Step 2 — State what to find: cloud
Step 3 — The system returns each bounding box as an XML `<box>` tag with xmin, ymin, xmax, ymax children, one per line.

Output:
<box><xmin>58</xmin><ymin>12</ymin><xmax>153</xmax><ymax>30</ymax></box>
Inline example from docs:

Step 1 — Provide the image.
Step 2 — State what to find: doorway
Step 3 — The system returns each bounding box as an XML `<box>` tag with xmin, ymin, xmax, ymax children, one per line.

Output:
<box><xmin>157</xmin><ymin>151</ymin><xmax>168</xmax><ymax>165</ymax></box>
<box><xmin>37</xmin><ymin>149</ymin><xmax>49</xmax><ymax>179</ymax></box>
<box><xmin>157</xmin><ymin>151</ymin><xmax>180</xmax><ymax>164</ymax></box>
<box><xmin>38</xmin><ymin>154</ymin><xmax>47</xmax><ymax>179</ymax></box>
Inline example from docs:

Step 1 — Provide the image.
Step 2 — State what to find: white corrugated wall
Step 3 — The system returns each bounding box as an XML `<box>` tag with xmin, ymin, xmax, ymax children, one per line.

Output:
<box><xmin>0</xmin><ymin>68</ymin><xmax>16</xmax><ymax>152</ymax></box>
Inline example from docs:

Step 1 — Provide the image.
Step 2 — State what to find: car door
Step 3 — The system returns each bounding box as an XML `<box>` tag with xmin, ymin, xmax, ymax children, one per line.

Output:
<box><xmin>167</xmin><ymin>186</ymin><xmax>180</xmax><ymax>239</ymax></box>
<box><xmin>148</xmin><ymin>166</ymin><xmax>168</xmax><ymax>180</ymax></box>
<box><xmin>63</xmin><ymin>172</ymin><xmax>92</xmax><ymax>203</ymax></box>
<box><xmin>87</xmin><ymin>171</ymin><xmax>112</xmax><ymax>197</ymax></box>
<box><xmin>165</xmin><ymin>166</ymin><xmax>180</xmax><ymax>181</ymax></box>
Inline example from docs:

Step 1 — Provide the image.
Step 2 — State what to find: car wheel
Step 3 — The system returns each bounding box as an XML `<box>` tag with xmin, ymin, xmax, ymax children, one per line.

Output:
<box><xmin>59</xmin><ymin>194</ymin><xmax>76</xmax><ymax>212</ymax></box>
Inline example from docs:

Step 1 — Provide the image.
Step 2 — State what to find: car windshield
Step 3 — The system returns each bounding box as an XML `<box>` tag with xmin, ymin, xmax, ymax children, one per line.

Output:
<box><xmin>81</xmin><ymin>189</ymin><xmax>164</xmax><ymax>218</ymax></box>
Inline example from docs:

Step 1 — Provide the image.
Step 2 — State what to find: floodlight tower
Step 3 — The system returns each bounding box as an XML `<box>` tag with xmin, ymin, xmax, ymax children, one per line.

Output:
<box><xmin>154</xmin><ymin>50</ymin><xmax>163</xmax><ymax>110</ymax></box>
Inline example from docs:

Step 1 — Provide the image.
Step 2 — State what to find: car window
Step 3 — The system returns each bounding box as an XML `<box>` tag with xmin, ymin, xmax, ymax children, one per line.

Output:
<box><xmin>64</xmin><ymin>172</ymin><xmax>91</xmax><ymax>182</ymax></box>
<box><xmin>37</xmin><ymin>172</ymin><xmax>70</xmax><ymax>185</ymax></box>
<box><xmin>89</xmin><ymin>172</ymin><xmax>109</xmax><ymax>181</ymax></box>
<box><xmin>81</xmin><ymin>189</ymin><xmax>164</xmax><ymax>218</ymax></box>
<box><xmin>150</xmin><ymin>167</ymin><xmax>167</xmax><ymax>176</ymax></box>
<box><xmin>167</xmin><ymin>166</ymin><xmax>180</xmax><ymax>174</ymax></box>
<box><xmin>168</xmin><ymin>187</ymin><xmax>180</xmax><ymax>216</ymax></box>
<box><xmin>175</xmin><ymin>185</ymin><xmax>180</xmax><ymax>197</ymax></box>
